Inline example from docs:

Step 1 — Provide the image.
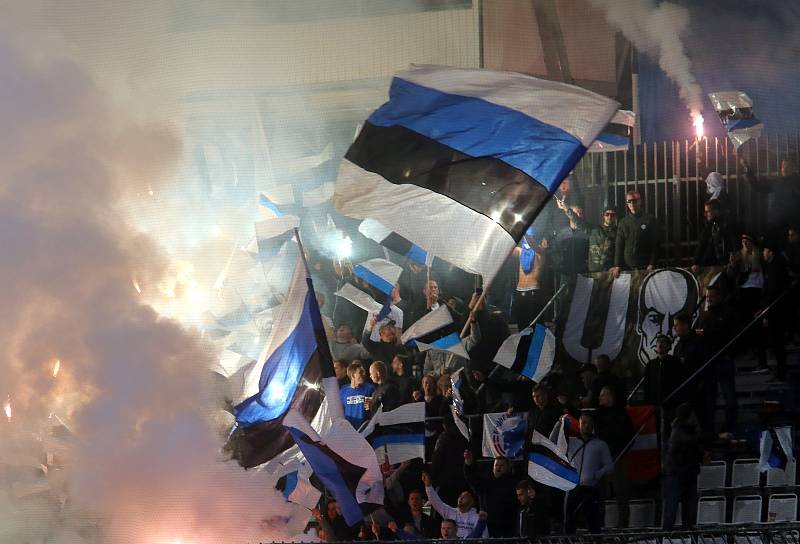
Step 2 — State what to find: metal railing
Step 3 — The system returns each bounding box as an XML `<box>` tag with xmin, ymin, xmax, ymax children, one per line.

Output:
<box><xmin>572</xmin><ymin>131</ymin><xmax>800</xmax><ymax>264</ymax></box>
<box><xmin>263</xmin><ymin>523</ymin><xmax>800</xmax><ymax>544</ymax></box>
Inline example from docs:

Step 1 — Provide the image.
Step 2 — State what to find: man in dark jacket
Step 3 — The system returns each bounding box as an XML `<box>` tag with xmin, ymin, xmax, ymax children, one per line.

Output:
<box><xmin>692</xmin><ymin>200</ymin><xmax>739</xmax><ymax>271</ymax></box>
<box><xmin>431</xmin><ymin>413</ymin><xmax>470</xmax><ymax>505</ymax></box>
<box><xmin>642</xmin><ymin>335</ymin><xmax>686</xmax><ymax>440</ymax></box>
<box><xmin>611</xmin><ymin>190</ymin><xmax>661</xmax><ymax>276</ymax></box>
<box><xmin>757</xmin><ymin>240</ymin><xmax>792</xmax><ymax>380</ymax></box>
<box><xmin>526</xmin><ymin>385</ymin><xmax>563</xmax><ymax>441</ymax></box>
<box><xmin>515</xmin><ymin>480</ymin><xmax>549</xmax><ymax>537</ymax></box>
<box><xmin>367</xmin><ymin>361</ymin><xmax>400</xmax><ymax>413</ymax></box>
<box><xmin>463</xmin><ymin>451</ymin><xmax>518</xmax><ymax>537</ymax></box>
<box><xmin>662</xmin><ymin>404</ymin><xmax>704</xmax><ymax>530</ymax></box>
<box><xmin>672</xmin><ymin>313</ymin><xmax>711</xmax><ymax>437</ymax></box>
<box><xmin>557</xmin><ymin>198</ymin><xmax>618</xmax><ymax>272</ymax></box>
<box><xmin>399</xmin><ymin>489</ymin><xmax>439</xmax><ymax>538</ymax></box>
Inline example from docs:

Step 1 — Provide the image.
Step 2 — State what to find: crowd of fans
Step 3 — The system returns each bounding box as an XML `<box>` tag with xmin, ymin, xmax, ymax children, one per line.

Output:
<box><xmin>299</xmin><ymin>159</ymin><xmax>800</xmax><ymax>539</ymax></box>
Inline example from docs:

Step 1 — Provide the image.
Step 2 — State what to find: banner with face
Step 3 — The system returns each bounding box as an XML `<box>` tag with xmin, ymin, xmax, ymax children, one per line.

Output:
<box><xmin>557</xmin><ymin>267</ymin><xmax>723</xmax><ymax>377</ymax></box>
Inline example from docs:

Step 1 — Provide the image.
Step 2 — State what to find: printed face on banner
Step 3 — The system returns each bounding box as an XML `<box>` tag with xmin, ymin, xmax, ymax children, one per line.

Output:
<box><xmin>635</xmin><ymin>268</ymin><xmax>700</xmax><ymax>366</ymax></box>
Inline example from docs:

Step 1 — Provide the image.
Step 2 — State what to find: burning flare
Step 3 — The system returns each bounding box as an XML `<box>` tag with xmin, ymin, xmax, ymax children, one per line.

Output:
<box><xmin>3</xmin><ymin>397</ymin><xmax>12</xmax><ymax>421</ymax></box>
<box><xmin>132</xmin><ymin>276</ymin><xmax>142</xmax><ymax>294</ymax></box>
<box><xmin>52</xmin><ymin>358</ymin><xmax>61</xmax><ymax>378</ymax></box>
<box><xmin>692</xmin><ymin>113</ymin><xmax>705</xmax><ymax>140</ymax></box>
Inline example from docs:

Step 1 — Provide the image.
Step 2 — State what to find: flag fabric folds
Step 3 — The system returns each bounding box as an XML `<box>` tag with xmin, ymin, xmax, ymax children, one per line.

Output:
<box><xmin>708</xmin><ymin>90</ymin><xmax>763</xmax><ymax>149</ymax></box>
<box><xmin>588</xmin><ymin>110</ymin><xmax>635</xmax><ymax>153</ymax></box>
<box><xmin>623</xmin><ymin>405</ymin><xmax>660</xmax><ymax>481</ymax></box>
<box><xmin>759</xmin><ymin>427</ymin><xmax>794</xmax><ymax>472</ymax></box>
<box><xmin>527</xmin><ymin>428</ymin><xmax>579</xmax><ymax>491</ymax></box>
<box><xmin>358</xmin><ymin>219</ymin><xmax>433</xmax><ymax>267</ymax></box>
<box><xmin>400</xmin><ymin>305</ymin><xmax>453</xmax><ymax>345</ymax></box>
<box><xmin>259</xmin><ymin>192</ymin><xmax>286</xmax><ymax>218</ymax></box>
<box><xmin>284</xmin><ymin>411</ymin><xmax>384</xmax><ymax>527</ymax></box>
<box><xmin>449</xmin><ymin>368</ymin><xmax>470</xmax><ymax>440</ymax></box>
<box><xmin>414</xmin><ymin>332</ymin><xmax>470</xmax><ymax>360</ymax></box>
<box><xmin>482</xmin><ymin>412</ymin><xmax>527</xmax><ymax>459</ymax></box>
<box><xmin>255</xmin><ymin>216</ymin><xmax>300</xmax><ymax>262</ymax></box>
<box><xmin>360</xmin><ymin>402</ymin><xmax>425</xmax><ymax>464</ymax></box>
<box><xmin>228</xmin><ymin>248</ymin><xmax>338</xmax><ymax>468</ymax></box>
<box><xmin>335</xmin><ymin>64</ymin><xmax>618</xmax><ymax>284</ymax></box>
<box><xmin>493</xmin><ymin>323</ymin><xmax>555</xmax><ymax>381</ymax></box>
<box><xmin>334</xmin><ymin>283</ymin><xmax>385</xmax><ymax>315</ymax></box>
<box><xmin>353</xmin><ymin>258</ymin><xmax>403</xmax><ymax>298</ymax></box>
<box><xmin>275</xmin><ymin>468</ymin><xmax>321</xmax><ymax>511</ymax></box>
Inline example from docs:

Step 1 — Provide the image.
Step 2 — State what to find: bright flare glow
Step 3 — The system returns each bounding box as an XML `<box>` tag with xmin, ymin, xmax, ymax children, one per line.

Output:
<box><xmin>132</xmin><ymin>277</ymin><xmax>142</xmax><ymax>294</ymax></box>
<box><xmin>3</xmin><ymin>398</ymin><xmax>11</xmax><ymax>421</ymax></box>
<box><xmin>336</xmin><ymin>236</ymin><xmax>352</xmax><ymax>259</ymax></box>
<box><xmin>52</xmin><ymin>359</ymin><xmax>61</xmax><ymax>378</ymax></box>
<box><xmin>693</xmin><ymin>113</ymin><xmax>705</xmax><ymax>140</ymax></box>
<box><xmin>267</xmin><ymin>380</ymin><xmax>286</xmax><ymax>404</ymax></box>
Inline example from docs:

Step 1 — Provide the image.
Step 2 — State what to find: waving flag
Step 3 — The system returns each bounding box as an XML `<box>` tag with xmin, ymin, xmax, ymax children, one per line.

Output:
<box><xmin>414</xmin><ymin>332</ymin><xmax>470</xmax><ymax>360</ymax></box>
<box><xmin>449</xmin><ymin>368</ymin><xmax>470</xmax><ymax>440</ymax></box>
<box><xmin>493</xmin><ymin>324</ymin><xmax>555</xmax><ymax>381</ymax></box>
<box><xmin>482</xmin><ymin>412</ymin><xmax>527</xmax><ymax>459</ymax></box>
<box><xmin>360</xmin><ymin>402</ymin><xmax>425</xmax><ymax>464</ymax></box>
<box><xmin>334</xmin><ymin>64</ymin><xmax>618</xmax><ymax>284</ymax></box>
<box><xmin>255</xmin><ymin>216</ymin><xmax>300</xmax><ymax>262</ymax></box>
<box><xmin>284</xmin><ymin>411</ymin><xmax>384</xmax><ymax>527</ymax></box>
<box><xmin>334</xmin><ymin>283</ymin><xmax>385</xmax><ymax>315</ymax></box>
<box><xmin>400</xmin><ymin>305</ymin><xmax>453</xmax><ymax>345</ymax></box>
<box><xmin>358</xmin><ymin>219</ymin><xmax>433</xmax><ymax>267</ymax></box>
<box><xmin>708</xmin><ymin>91</ymin><xmax>763</xmax><ymax>149</ymax></box>
<box><xmin>588</xmin><ymin>110</ymin><xmax>635</xmax><ymax>153</ymax></box>
<box><xmin>352</xmin><ymin>258</ymin><xmax>403</xmax><ymax>320</ymax></box>
<box><xmin>528</xmin><ymin>418</ymin><xmax>578</xmax><ymax>491</ymax></box>
<box><xmin>274</xmin><ymin>462</ymin><xmax>321</xmax><ymax>511</ymax></box>
<box><xmin>259</xmin><ymin>192</ymin><xmax>286</xmax><ymax>218</ymax></box>
<box><xmin>229</xmin><ymin>243</ymin><xmax>340</xmax><ymax>468</ymax></box>
<box><xmin>759</xmin><ymin>427</ymin><xmax>794</xmax><ymax>472</ymax></box>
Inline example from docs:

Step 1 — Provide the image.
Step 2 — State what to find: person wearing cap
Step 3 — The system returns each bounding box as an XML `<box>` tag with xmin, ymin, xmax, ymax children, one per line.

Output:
<box><xmin>555</xmin><ymin>198</ymin><xmax>617</xmax><ymax>273</ymax></box>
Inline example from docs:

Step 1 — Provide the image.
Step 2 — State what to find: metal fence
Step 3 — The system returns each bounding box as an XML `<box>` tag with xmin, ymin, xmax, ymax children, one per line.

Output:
<box><xmin>573</xmin><ymin>132</ymin><xmax>800</xmax><ymax>265</ymax></box>
<box><xmin>263</xmin><ymin>523</ymin><xmax>800</xmax><ymax>544</ymax></box>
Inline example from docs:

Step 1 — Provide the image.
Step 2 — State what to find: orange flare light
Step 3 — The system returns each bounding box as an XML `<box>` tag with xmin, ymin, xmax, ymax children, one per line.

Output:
<box><xmin>132</xmin><ymin>277</ymin><xmax>142</xmax><ymax>294</ymax></box>
<box><xmin>3</xmin><ymin>398</ymin><xmax>12</xmax><ymax>421</ymax></box>
<box><xmin>52</xmin><ymin>359</ymin><xmax>61</xmax><ymax>378</ymax></box>
<box><xmin>693</xmin><ymin>114</ymin><xmax>705</xmax><ymax>140</ymax></box>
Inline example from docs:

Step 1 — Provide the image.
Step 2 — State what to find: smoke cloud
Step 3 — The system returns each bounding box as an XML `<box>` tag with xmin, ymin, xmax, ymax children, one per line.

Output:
<box><xmin>0</xmin><ymin>10</ymin><xmax>300</xmax><ymax>544</ymax></box>
<box><xmin>588</xmin><ymin>0</ymin><xmax>704</xmax><ymax>120</ymax></box>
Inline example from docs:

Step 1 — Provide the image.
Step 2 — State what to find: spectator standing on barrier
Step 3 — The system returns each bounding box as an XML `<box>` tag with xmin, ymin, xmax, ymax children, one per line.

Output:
<box><xmin>662</xmin><ymin>403</ymin><xmax>704</xmax><ymax>531</ymax></box>
<box><xmin>556</xmin><ymin>198</ymin><xmax>618</xmax><ymax>273</ymax></box>
<box><xmin>595</xmin><ymin>386</ymin><xmax>634</xmax><ymax>528</ymax></box>
<box><xmin>696</xmin><ymin>284</ymin><xmax>738</xmax><ymax>434</ymax></box>
<box><xmin>514</xmin><ymin>480</ymin><xmax>549</xmax><ymax>537</ymax></box>
<box><xmin>692</xmin><ymin>199</ymin><xmax>739</xmax><ymax>272</ymax></box>
<box><xmin>758</xmin><ymin>239</ymin><xmax>791</xmax><ymax>382</ymax></box>
<box><xmin>564</xmin><ymin>411</ymin><xmax>614</xmax><ymax>534</ymax></box>
<box><xmin>512</xmin><ymin>227</ymin><xmax>549</xmax><ymax>331</ymax></box>
<box><xmin>340</xmin><ymin>361</ymin><xmax>375</xmax><ymax>429</ymax></box>
<box><xmin>463</xmin><ymin>451</ymin><xmax>517</xmax><ymax>537</ymax></box>
<box><xmin>611</xmin><ymin>189</ymin><xmax>661</xmax><ymax>277</ymax></box>
<box><xmin>422</xmin><ymin>472</ymin><xmax>487</xmax><ymax>538</ymax></box>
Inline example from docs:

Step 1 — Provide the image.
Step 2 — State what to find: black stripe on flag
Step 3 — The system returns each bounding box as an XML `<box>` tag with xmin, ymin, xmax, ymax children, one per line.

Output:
<box><xmin>226</xmin><ymin>350</ymin><xmax>325</xmax><ymax>469</ymax></box>
<box><xmin>346</xmin><ymin>122</ymin><xmax>550</xmax><ymax>242</ymax></box>
<box><xmin>529</xmin><ymin>443</ymin><xmax>574</xmax><ymax>472</ymax></box>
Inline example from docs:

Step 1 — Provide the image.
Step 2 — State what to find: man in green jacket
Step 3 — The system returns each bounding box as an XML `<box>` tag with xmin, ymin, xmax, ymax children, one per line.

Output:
<box><xmin>611</xmin><ymin>190</ymin><xmax>661</xmax><ymax>277</ymax></box>
<box><xmin>556</xmin><ymin>198</ymin><xmax>617</xmax><ymax>273</ymax></box>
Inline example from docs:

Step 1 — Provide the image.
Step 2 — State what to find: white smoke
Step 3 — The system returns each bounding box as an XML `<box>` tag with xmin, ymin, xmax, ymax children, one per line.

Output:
<box><xmin>0</xmin><ymin>10</ymin><xmax>301</xmax><ymax>544</ymax></box>
<box><xmin>588</xmin><ymin>0</ymin><xmax>704</xmax><ymax>122</ymax></box>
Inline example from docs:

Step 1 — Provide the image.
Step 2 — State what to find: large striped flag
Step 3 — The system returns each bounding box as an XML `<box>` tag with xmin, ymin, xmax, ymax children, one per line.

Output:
<box><xmin>229</xmin><ymin>245</ymin><xmax>341</xmax><ymax>468</ymax></box>
<box><xmin>414</xmin><ymin>332</ymin><xmax>470</xmax><ymax>360</ymax></box>
<box><xmin>588</xmin><ymin>110</ymin><xmax>635</xmax><ymax>153</ymax></box>
<box><xmin>400</xmin><ymin>305</ymin><xmax>453</xmax><ymax>345</ymax></box>
<box><xmin>360</xmin><ymin>402</ymin><xmax>425</xmax><ymax>464</ymax></box>
<box><xmin>493</xmin><ymin>324</ymin><xmax>555</xmax><ymax>382</ymax></box>
<box><xmin>334</xmin><ymin>64</ymin><xmax>618</xmax><ymax>285</ymax></box>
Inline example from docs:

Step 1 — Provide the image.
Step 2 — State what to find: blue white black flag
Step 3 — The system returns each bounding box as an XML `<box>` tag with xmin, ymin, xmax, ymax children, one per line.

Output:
<box><xmin>335</xmin><ymin>64</ymin><xmax>618</xmax><ymax>285</ymax></box>
<box><xmin>284</xmin><ymin>411</ymin><xmax>384</xmax><ymax>527</ymax></box>
<box><xmin>528</xmin><ymin>426</ymin><xmax>579</xmax><ymax>491</ymax></box>
<box><xmin>588</xmin><ymin>110</ymin><xmax>635</xmax><ymax>153</ymax></box>
<box><xmin>708</xmin><ymin>91</ymin><xmax>763</xmax><ymax>149</ymax></box>
<box><xmin>493</xmin><ymin>323</ymin><xmax>555</xmax><ymax>382</ymax></box>
<box><xmin>360</xmin><ymin>402</ymin><xmax>425</xmax><ymax>464</ymax></box>
<box><xmin>358</xmin><ymin>219</ymin><xmax>433</xmax><ymax>267</ymax></box>
<box><xmin>759</xmin><ymin>426</ymin><xmax>794</xmax><ymax>472</ymax></box>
